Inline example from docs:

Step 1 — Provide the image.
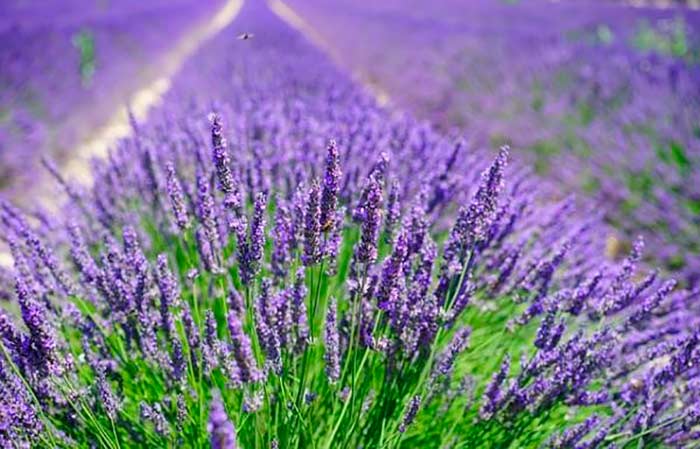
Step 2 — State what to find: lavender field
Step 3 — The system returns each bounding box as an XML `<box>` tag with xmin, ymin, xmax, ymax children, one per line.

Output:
<box><xmin>0</xmin><ymin>1</ymin><xmax>699</xmax><ymax>448</ymax></box>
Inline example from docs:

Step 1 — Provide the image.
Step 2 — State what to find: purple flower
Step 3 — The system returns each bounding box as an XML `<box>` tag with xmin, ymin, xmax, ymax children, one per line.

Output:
<box><xmin>67</xmin><ymin>222</ymin><xmax>100</xmax><ymax>285</ymax></box>
<box><xmin>320</xmin><ymin>139</ymin><xmax>341</xmax><ymax>232</ymax></box>
<box><xmin>181</xmin><ymin>304</ymin><xmax>201</xmax><ymax>366</ymax></box>
<box><xmin>228</xmin><ymin>287</ymin><xmax>245</xmax><ymax>316</ymax></box>
<box><xmin>432</xmin><ymin>326</ymin><xmax>472</xmax><ymax>381</ymax></box>
<box><xmin>480</xmin><ymin>355</ymin><xmax>510</xmax><ymax>419</ymax></box>
<box><xmin>16</xmin><ymin>275</ymin><xmax>62</xmax><ymax>375</ymax></box>
<box><xmin>227</xmin><ymin>311</ymin><xmax>262</xmax><ymax>383</ymax></box>
<box><xmin>271</xmin><ymin>203</ymin><xmax>293</xmax><ymax>279</ymax></box>
<box><xmin>96</xmin><ymin>366</ymin><xmax>120</xmax><ymax>420</ymax></box>
<box><xmin>383</xmin><ymin>178</ymin><xmax>401</xmax><ymax>244</ymax></box>
<box><xmin>254</xmin><ymin>280</ymin><xmax>282</xmax><ymax>373</ymax></box>
<box><xmin>447</xmin><ymin>147</ymin><xmax>508</xmax><ymax>259</ymax></box>
<box><xmin>155</xmin><ymin>254</ymin><xmax>179</xmax><ymax>338</ymax></box>
<box><xmin>291</xmin><ymin>268</ymin><xmax>309</xmax><ymax>353</ymax></box>
<box><xmin>0</xmin><ymin>366</ymin><xmax>43</xmax><ymax>446</ymax></box>
<box><xmin>324</xmin><ymin>297</ymin><xmax>341</xmax><ymax>383</ymax></box>
<box><xmin>210</xmin><ymin>113</ymin><xmax>242</xmax><ymax>213</ymax></box>
<box><xmin>208</xmin><ymin>392</ymin><xmax>237</xmax><ymax>449</ymax></box>
<box><xmin>140</xmin><ymin>402</ymin><xmax>170</xmax><ymax>436</ymax></box>
<box><xmin>24</xmin><ymin>227</ymin><xmax>74</xmax><ymax>296</ymax></box>
<box><xmin>196</xmin><ymin>172</ymin><xmax>221</xmax><ymax>257</ymax></box>
<box><xmin>165</xmin><ymin>161</ymin><xmax>190</xmax><ymax>230</ymax></box>
<box><xmin>547</xmin><ymin>415</ymin><xmax>600</xmax><ymax>448</ymax></box>
<box><xmin>239</xmin><ymin>192</ymin><xmax>267</xmax><ymax>285</ymax></box>
<box><xmin>377</xmin><ymin>230</ymin><xmax>408</xmax><ymax>314</ymax></box>
<box><xmin>303</xmin><ymin>179</ymin><xmax>322</xmax><ymax>267</ymax></box>
<box><xmin>398</xmin><ymin>395</ymin><xmax>421</xmax><ymax>433</ymax></box>
<box><xmin>169</xmin><ymin>337</ymin><xmax>186</xmax><ymax>383</ymax></box>
<box><xmin>202</xmin><ymin>311</ymin><xmax>220</xmax><ymax>376</ymax></box>
<box><xmin>356</xmin><ymin>175</ymin><xmax>383</xmax><ymax>265</ymax></box>
<box><xmin>534</xmin><ymin>312</ymin><xmax>566</xmax><ymax>352</ymax></box>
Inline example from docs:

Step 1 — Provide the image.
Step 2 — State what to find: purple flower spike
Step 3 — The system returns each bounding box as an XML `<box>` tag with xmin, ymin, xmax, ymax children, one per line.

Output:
<box><xmin>320</xmin><ymin>139</ymin><xmax>341</xmax><ymax>232</ymax></box>
<box><xmin>399</xmin><ymin>395</ymin><xmax>421</xmax><ymax>433</ymax></box>
<box><xmin>165</xmin><ymin>162</ymin><xmax>190</xmax><ymax>231</ymax></box>
<box><xmin>384</xmin><ymin>178</ymin><xmax>401</xmax><ymax>244</ymax></box>
<box><xmin>480</xmin><ymin>355</ymin><xmax>511</xmax><ymax>419</ymax></box>
<box><xmin>16</xmin><ymin>275</ymin><xmax>62</xmax><ymax>375</ymax></box>
<box><xmin>96</xmin><ymin>366</ymin><xmax>120</xmax><ymax>420</ymax></box>
<box><xmin>239</xmin><ymin>192</ymin><xmax>267</xmax><ymax>285</ymax></box>
<box><xmin>449</xmin><ymin>146</ymin><xmax>509</xmax><ymax>257</ymax></box>
<box><xmin>356</xmin><ymin>175</ymin><xmax>383</xmax><ymax>265</ymax></box>
<box><xmin>155</xmin><ymin>254</ymin><xmax>179</xmax><ymax>338</ymax></box>
<box><xmin>291</xmin><ymin>268</ymin><xmax>309</xmax><ymax>353</ymax></box>
<box><xmin>67</xmin><ymin>222</ymin><xmax>101</xmax><ymax>285</ymax></box>
<box><xmin>377</xmin><ymin>230</ymin><xmax>408</xmax><ymax>314</ymax></box>
<box><xmin>324</xmin><ymin>297</ymin><xmax>341</xmax><ymax>383</ymax></box>
<box><xmin>210</xmin><ymin>113</ymin><xmax>242</xmax><ymax>213</ymax></box>
<box><xmin>271</xmin><ymin>203</ymin><xmax>293</xmax><ymax>279</ymax></box>
<box><xmin>196</xmin><ymin>172</ymin><xmax>221</xmax><ymax>256</ymax></box>
<box><xmin>227</xmin><ymin>311</ymin><xmax>262</xmax><ymax>383</ymax></box>
<box><xmin>208</xmin><ymin>391</ymin><xmax>237</xmax><ymax>449</ymax></box>
<box><xmin>303</xmin><ymin>179</ymin><xmax>322</xmax><ymax>267</ymax></box>
<box><xmin>548</xmin><ymin>415</ymin><xmax>600</xmax><ymax>448</ymax></box>
<box><xmin>432</xmin><ymin>326</ymin><xmax>472</xmax><ymax>381</ymax></box>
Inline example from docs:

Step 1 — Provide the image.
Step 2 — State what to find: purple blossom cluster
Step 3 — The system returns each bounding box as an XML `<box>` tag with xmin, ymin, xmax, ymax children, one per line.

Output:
<box><xmin>0</xmin><ymin>1</ymin><xmax>698</xmax><ymax>448</ymax></box>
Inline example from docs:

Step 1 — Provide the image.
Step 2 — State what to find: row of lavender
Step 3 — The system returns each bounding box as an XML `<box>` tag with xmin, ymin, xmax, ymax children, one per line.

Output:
<box><xmin>286</xmin><ymin>0</ymin><xmax>700</xmax><ymax>287</ymax></box>
<box><xmin>1</xmin><ymin>1</ymin><xmax>699</xmax><ymax>448</ymax></box>
<box><xmin>0</xmin><ymin>0</ymin><xmax>222</xmax><ymax>195</ymax></box>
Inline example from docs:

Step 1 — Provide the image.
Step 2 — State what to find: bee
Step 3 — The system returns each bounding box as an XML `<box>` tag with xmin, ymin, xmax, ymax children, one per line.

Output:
<box><xmin>321</xmin><ymin>218</ymin><xmax>334</xmax><ymax>233</ymax></box>
<box><xmin>237</xmin><ymin>32</ymin><xmax>254</xmax><ymax>40</ymax></box>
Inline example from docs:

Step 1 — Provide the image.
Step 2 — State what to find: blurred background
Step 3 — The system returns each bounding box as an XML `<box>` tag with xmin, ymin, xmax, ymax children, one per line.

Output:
<box><xmin>0</xmin><ymin>0</ymin><xmax>223</xmax><ymax>195</ymax></box>
<box><xmin>1</xmin><ymin>0</ymin><xmax>699</xmax><ymax>283</ymax></box>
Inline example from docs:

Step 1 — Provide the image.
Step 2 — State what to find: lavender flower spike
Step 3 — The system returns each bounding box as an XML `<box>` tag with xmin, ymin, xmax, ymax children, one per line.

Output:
<box><xmin>16</xmin><ymin>275</ymin><xmax>62</xmax><ymax>375</ymax></box>
<box><xmin>227</xmin><ymin>311</ymin><xmax>262</xmax><ymax>383</ymax></box>
<box><xmin>356</xmin><ymin>175</ymin><xmax>383</xmax><ymax>265</ymax></box>
<box><xmin>399</xmin><ymin>395</ymin><xmax>422</xmax><ymax>433</ymax></box>
<box><xmin>320</xmin><ymin>139</ymin><xmax>341</xmax><ymax>232</ymax></box>
<box><xmin>303</xmin><ymin>179</ymin><xmax>322</xmax><ymax>267</ymax></box>
<box><xmin>240</xmin><ymin>192</ymin><xmax>267</xmax><ymax>285</ymax></box>
<box><xmin>432</xmin><ymin>326</ymin><xmax>472</xmax><ymax>380</ymax></box>
<box><xmin>324</xmin><ymin>297</ymin><xmax>341</xmax><ymax>383</ymax></box>
<box><xmin>452</xmin><ymin>146</ymin><xmax>509</xmax><ymax>253</ymax></box>
<box><xmin>210</xmin><ymin>113</ymin><xmax>241</xmax><ymax>211</ymax></box>
<box><xmin>155</xmin><ymin>254</ymin><xmax>179</xmax><ymax>337</ymax></box>
<box><xmin>196</xmin><ymin>172</ymin><xmax>221</xmax><ymax>253</ymax></box>
<box><xmin>165</xmin><ymin>162</ymin><xmax>190</xmax><ymax>230</ymax></box>
<box><xmin>208</xmin><ymin>392</ymin><xmax>237</xmax><ymax>449</ymax></box>
<box><xmin>480</xmin><ymin>355</ymin><xmax>510</xmax><ymax>419</ymax></box>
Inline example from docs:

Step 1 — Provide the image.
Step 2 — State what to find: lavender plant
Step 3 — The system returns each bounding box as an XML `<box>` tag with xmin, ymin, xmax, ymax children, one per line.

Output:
<box><xmin>1</xmin><ymin>2</ymin><xmax>699</xmax><ymax>448</ymax></box>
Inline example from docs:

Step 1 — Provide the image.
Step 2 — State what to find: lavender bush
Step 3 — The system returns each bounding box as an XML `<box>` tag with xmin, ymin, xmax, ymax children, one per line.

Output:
<box><xmin>1</xmin><ymin>2</ymin><xmax>699</xmax><ymax>448</ymax></box>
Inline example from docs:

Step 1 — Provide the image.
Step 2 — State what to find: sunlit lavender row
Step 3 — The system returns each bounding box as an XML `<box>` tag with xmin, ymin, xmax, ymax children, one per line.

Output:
<box><xmin>1</xmin><ymin>1</ymin><xmax>699</xmax><ymax>448</ymax></box>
